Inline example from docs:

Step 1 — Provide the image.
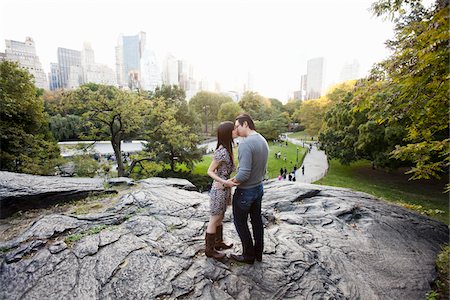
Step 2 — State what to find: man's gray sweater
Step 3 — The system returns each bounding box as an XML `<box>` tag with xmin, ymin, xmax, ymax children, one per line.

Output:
<box><xmin>235</xmin><ymin>133</ymin><xmax>269</xmax><ymax>189</ymax></box>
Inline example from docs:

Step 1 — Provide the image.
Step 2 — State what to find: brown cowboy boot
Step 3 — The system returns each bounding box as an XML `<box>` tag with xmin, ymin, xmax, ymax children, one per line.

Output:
<box><xmin>215</xmin><ymin>225</ymin><xmax>233</xmax><ymax>250</ymax></box>
<box><xmin>205</xmin><ymin>232</ymin><xmax>225</xmax><ymax>260</ymax></box>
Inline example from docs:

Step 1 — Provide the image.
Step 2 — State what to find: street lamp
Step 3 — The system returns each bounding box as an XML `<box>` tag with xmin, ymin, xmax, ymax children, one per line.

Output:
<box><xmin>296</xmin><ymin>147</ymin><xmax>299</xmax><ymax>163</ymax></box>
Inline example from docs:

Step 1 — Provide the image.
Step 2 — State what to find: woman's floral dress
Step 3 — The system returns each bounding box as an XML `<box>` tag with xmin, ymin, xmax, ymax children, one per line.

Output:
<box><xmin>209</xmin><ymin>147</ymin><xmax>235</xmax><ymax>215</ymax></box>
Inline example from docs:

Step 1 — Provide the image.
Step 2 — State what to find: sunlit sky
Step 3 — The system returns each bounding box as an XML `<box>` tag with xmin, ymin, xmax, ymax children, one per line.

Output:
<box><xmin>0</xmin><ymin>0</ymin><xmax>431</xmax><ymax>102</ymax></box>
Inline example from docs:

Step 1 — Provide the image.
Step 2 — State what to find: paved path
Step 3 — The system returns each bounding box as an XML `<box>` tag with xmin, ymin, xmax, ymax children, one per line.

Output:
<box><xmin>287</xmin><ymin>136</ymin><xmax>329</xmax><ymax>183</ymax></box>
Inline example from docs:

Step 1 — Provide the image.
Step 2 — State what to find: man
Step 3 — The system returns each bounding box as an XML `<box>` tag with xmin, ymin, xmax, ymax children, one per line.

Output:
<box><xmin>227</xmin><ymin>114</ymin><xmax>269</xmax><ymax>264</ymax></box>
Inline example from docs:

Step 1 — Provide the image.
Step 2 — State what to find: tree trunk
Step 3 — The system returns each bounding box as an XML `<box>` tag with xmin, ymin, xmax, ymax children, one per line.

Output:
<box><xmin>112</xmin><ymin>136</ymin><xmax>124</xmax><ymax>177</ymax></box>
<box><xmin>125</xmin><ymin>157</ymin><xmax>153</xmax><ymax>177</ymax></box>
<box><xmin>170</xmin><ymin>149</ymin><xmax>176</xmax><ymax>171</ymax></box>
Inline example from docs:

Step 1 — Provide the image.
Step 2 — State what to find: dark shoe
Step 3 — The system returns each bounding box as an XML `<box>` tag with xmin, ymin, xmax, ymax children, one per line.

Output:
<box><xmin>215</xmin><ymin>225</ymin><xmax>233</xmax><ymax>250</ymax></box>
<box><xmin>255</xmin><ymin>254</ymin><xmax>262</xmax><ymax>262</ymax></box>
<box><xmin>205</xmin><ymin>232</ymin><xmax>225</xmax><ymax>260</ymax></box>
<box><xmin>230</xmin><ymin>253</ymin><xmax>254</xmax><ymax>264</ymax></box>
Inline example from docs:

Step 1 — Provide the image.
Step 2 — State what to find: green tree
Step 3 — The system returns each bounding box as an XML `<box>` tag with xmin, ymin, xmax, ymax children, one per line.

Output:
<box><xmin>0</xmin><ymin>61</ymin><xmax>60</xmax><ymax>174</ymax></box>
<box><xmin>369</xmin><ymin>0</ymin><xmax>449</xmax><ymax>180</ymax></box>
<box><xmin>255</xmin><ymin>114</ymin><xmax>289</xmax><ymax>141</ymax></box>
<box><xmin>43</xmin><ymin>90</ymin><xmax>66</xmax><ymax>116</ymax></box>
<box><xmin>319</xmin><ymin>98</ymin><xmax>361</xmax><ymax>164</ymax></box>
<box><xmin>143</xmin><ymin>97</ymin><xmax>203</xmax><ymax>171</ymax></box>
<box><xmin>189</xmin><ymin>91</ymin><xmax>232</xmax><ymax>134</ymax></box>
<box><xmin>218</xmin><ymin>102</ymin><xmax>242</xmax><ymax>122</ymax></box>
<box><xmin>49</xmin><ymin>114</ymin><xmax>84</xmax><ymax>141</ymax></box>
<box><xmin>147</xmin><ymin>84</ymin><xmax>201</xmax><ymax>130</ymax></box>
<box><xmin>319</xmin><ymin>79</ymin><xmax>408</xmax><ymax>169</ymax></box>
<box><xmin>269</xmin><ymin>98</ymin><xmax>284</xmax><ymax>112</ymax></box>
<box><xmin>63</xmin><ymin>84</ymin><xmax>148</xmax><ymax>177</ymax></box>
<box><xmin>238</xmin><ymin>91</ymin><xmax>270</xmax><ymax>120</ymax></box>
<box><xmin>292</xmin><ymin>97</ymin><xmax>331</xmax><ymax>136</ymax></box>
<box><xmin>283</xmin><ymin>99</ymin><xmax>302</xmax><ymax>119</ymax></box>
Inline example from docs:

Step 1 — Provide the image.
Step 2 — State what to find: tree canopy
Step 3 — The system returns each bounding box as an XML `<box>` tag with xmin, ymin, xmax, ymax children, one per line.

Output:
<box><xmin>189</xmin><ymin>91</ymin><xmax>232</xmax><ymax>134</ymax></box>
<box><xmin>62</xmin><ymin>84</ymin><xmax>149</xmax><ymax>176</ymax></box>
<box><xmin>0</xmin><ymin>61</ymin><xmax>60</xmax><ymax>174</ymax></box>
<box><xmin>319</xmin><ymin>0</ymin><xmax>449</xmax><ymax>183</ymax></box>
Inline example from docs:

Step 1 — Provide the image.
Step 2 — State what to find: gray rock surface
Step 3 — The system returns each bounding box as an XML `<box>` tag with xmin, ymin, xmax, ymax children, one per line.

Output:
<box><xmin>107</xmin><ymin>177</ymin><xmax>135</xmax><ymax>186</ymax></box>
<box><xmin>0</xmin><ymin>177</ymin><xmax>448</xmax><ymax>299</ymax></box>
<box><xmin>0</xmin><ymin>171</ymin><xmax>107</xmax><ymax>218</ymax></box>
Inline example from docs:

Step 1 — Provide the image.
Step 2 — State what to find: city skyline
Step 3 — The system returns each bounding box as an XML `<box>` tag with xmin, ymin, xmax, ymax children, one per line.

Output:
<box><xmin>0</xmin><ymin>0</ymin><xmax>435</xmax><ymax>101</ymax></box>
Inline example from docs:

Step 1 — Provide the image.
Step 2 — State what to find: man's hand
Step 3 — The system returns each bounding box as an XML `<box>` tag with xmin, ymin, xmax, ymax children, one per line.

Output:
<box><xmin>224</xmin><ymin>178</ymin><xmax>239</xmax><ymax>187</ymax></box>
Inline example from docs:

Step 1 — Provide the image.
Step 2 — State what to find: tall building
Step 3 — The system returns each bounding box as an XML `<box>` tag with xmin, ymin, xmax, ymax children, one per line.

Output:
<box><xmin>81</xmin><ymin>42</ymin><xmax>95</xmax><ymax>67</ymax></box>
<box><xmin>306</xmin><ymin>57</ymin><xmax>326</xmax><ymax>100</ymax></box>
<box><xmin>162</xmin><ymin>53</ymin><xmax>178</xmax><ymax>86</ymax></box>
<box><xmin>4</xmin><ymin>37</ymin><xmax>48</xmax><ymax>89</ymax></box>
<box><xmin>293</xmin><ymin>90</ymin><xmax>302</xmax><ymax>100</ymax></box>
<box><xmin>48</xmin><ymin>63</ymin><xmax>60</xmax><ymax>90</ymax></box>
<box><xmin>140</xmin><ymin>48</ymin><xmax>161</xmax><ymax>91</ymax></box>
<box><xmin>81</xmin><ymin>42</ymin><xmax>116</xmax><ymax>86</ymax></box>
<box><xmin>115</xmin><ymin>32</ymin><xmax>146</xmax><ymax>89</ymax></box>
<box><xmin>57</xmin><ymin>47</ymin><xmax>81</xmax><ymax>89</ymax></box>
<box><xmin>295</xmin><ymin>74</ymin><xmax>307</xmax><ymax>100</ymax></box>
<box><xmin>339</xmin><ymin>59</ymin><xmax>360</xmax><ymax>82</ymax></box>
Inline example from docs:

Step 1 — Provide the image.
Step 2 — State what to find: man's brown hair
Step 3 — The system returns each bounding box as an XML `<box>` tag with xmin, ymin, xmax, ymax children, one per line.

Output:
<box><xmin>235</xmin><ymin>113</ymin><xmax>255</xmax><ymax>130</ymax></box>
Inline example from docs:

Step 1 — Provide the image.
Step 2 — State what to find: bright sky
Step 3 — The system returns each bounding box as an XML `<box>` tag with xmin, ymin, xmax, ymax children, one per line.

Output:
<box><xmin>0</xmin><ymin>0</ymin><xmax>414</xmax><ymax>102</ymax></box>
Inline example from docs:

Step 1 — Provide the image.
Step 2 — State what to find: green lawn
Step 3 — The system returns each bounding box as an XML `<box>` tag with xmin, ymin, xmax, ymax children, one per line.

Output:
<box><xmin>314</xmin><ymin>159</ymin><xmax>449</xmax><ymax>225</ymax></box>
<box><xmin>191</xmin><ymin>140</ymin><xmax>307</xmax><ymax>179</ymax></box>
<box><xmin>287</xmin><ymin>131</ymin><xmax>318</xmax><ymax>141</ymax></box>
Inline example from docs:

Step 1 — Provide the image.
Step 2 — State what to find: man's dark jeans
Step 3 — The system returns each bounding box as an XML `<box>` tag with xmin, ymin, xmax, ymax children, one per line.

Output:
<box><xmin>232</xmin><ymin>184</ymin><xmax>264</xmax><ymax>259</ymax></box>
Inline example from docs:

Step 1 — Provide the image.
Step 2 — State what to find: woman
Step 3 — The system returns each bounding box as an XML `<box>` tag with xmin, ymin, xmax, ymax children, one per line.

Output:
<box><xmin>205</xmin><ymin>121</ymin><xmax>237</xmax><ymax>260</ymax></box>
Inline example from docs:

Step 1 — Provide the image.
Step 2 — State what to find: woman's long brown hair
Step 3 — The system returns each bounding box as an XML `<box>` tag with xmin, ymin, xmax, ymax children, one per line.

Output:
<box><xmin>216</xmin><ymin>121</ymin><xmax>234</xmax><ymax>166</ymax></box>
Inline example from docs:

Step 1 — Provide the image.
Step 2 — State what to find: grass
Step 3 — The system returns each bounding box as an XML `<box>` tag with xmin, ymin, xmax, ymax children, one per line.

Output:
<box><xmin>64</xmin><ymin>224</ymin><xmax>109</xmax><ymax>246</ymax></box>
<box><xmin>427</xmin><ymin>244</ymin><xmax>449</xmax><ymax>300</ymax></box>
<box><xmin>314</xmin><ymin>159</ymin><xmax>449</xmax><ymax>225</ymax></box>
<box><xmin>190</xmin><ymin>141</ymin><xmax>307</xmax><ymax>179</ymax></box>
<box><xmin>287</xmin><ymin>131</ymin><xmax>318</xmax><ymax>141</ymax></box>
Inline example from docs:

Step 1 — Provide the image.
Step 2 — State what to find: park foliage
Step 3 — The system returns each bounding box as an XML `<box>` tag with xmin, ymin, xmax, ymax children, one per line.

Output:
<box><xmin>1</xmin><ymin>0</ymin><xmax>446</xmax><ymax>188</ymax></box>
<box><xmin>294</xmin><ymin>0</ymin><xmax>449</xmax><ymax>185</ymax></box>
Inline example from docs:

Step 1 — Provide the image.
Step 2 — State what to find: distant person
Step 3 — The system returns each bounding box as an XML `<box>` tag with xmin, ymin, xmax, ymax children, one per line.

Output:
<box><xmin>280</xmin><ymin>167</ymin><xmax>284</xmax><ymax>176</ymax></box>
<box><xmin>302</xmin><ymin>165</ymin><xmax>305</xmax><ymax>175</ymax></box>
<box><xmin>205</xmin><ymin>121</ymin><xmax>237</xmax><ymax>260</ymax></box>
<box><xmin>288</xmin><ymin>173</ymin><xmax>292</xmax><ymax>181</ymax></box>
<box><xmin>227</xmin><ymin>114</ymin><xmax>269</xmax><ymax>264</ymax></box>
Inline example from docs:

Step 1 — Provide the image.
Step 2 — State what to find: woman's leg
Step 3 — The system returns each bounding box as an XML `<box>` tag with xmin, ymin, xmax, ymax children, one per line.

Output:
<box><xmin>205</xmin><ymin>214</ymin><xmax>225</xmax><ymax>259</ymax></box>
<box><xmin>207</xmin><ymin>214</ymin><xmax>224</xmax><ymax>233</ymax></box>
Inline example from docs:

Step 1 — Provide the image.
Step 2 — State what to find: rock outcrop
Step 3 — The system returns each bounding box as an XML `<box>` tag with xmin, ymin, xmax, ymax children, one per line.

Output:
<box><xmin>0</xmin><ymin>176</ymin><xmax>448</xmax><ymax>299</ymax></box>
<box><xmin>0</xmin><ymin>171</ymin><xmax>108</xmax><ymax>218</ymax></box>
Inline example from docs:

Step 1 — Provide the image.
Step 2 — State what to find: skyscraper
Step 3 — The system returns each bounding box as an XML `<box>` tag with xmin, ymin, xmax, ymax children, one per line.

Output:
<box><xmin>57</xmin><ymin>47</ymin><xmax>81</xmax><ymax>89</ymax></box>
<box><xmin>306</xmin><ymin>57</ymin><xmax>326</xmax><ymax>100</ymax></box>
<box><xmin>81</xmin><ymin>42</ymin><xmax>116</xmax><ymax>86</ymax></box>
<box><xmin>162</xmin><ymin>53</ymin><xmax>179</xmax><ymax>86</ymax></box>
<box><xmin>115</xmin><ymin>32</ymin><xmax>146</xmax><ymax>89</ymax></box>
<box><xmin>299</xmin><ymin>74</ymin><xmax>307</xmax><ymax>100</ymax></box>
<box><xmin>48</xmin><ymin>63</ymin><xmax>60</xmax><ymax>90</ymax></box>
<box><xmin>339</xmin><ymin>59</ymin><xmax>360</xmax><ymax>82</ymax></box>
<box><xmin>4</xmin><ymin>37</ymin><xmax>48</xmax><ymax>89</ymax></box>
<box><xmin>140</xmin><ymin>48</ymin><xmax>161</xmax><ymax>91</ymax></box>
